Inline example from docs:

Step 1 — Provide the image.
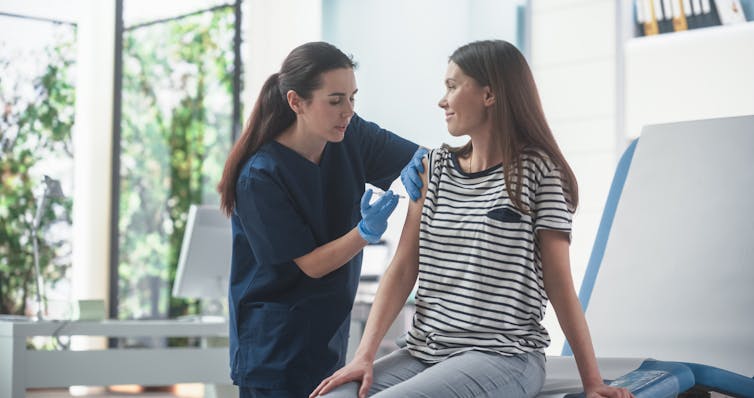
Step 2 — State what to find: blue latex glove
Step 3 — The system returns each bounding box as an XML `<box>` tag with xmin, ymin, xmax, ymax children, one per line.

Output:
<box><xmin>400</xmin><ymin>148</ymin><xmax>428</xmax><ymax>201</ymax></box>
<box><xmin>358</xmin><ymin>189</ymin><xmax>400</xmax><ymax>244</ymax></box>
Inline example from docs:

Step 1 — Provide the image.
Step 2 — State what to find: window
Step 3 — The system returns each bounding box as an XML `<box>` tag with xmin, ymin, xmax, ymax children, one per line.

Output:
<box><xmin>114</xmin><ymin>0</ymin><xmax>241</xmax><ymax>320</ymax></box>
<box><xmin>0</xmin><ymin>13</ymin><xmax>76</xmax><ymax>319</ymax></box>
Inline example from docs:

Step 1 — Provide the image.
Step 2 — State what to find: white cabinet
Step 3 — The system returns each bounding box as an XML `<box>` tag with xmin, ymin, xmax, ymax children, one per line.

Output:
<box><xmin>622</xmin><ymin>19</ymin><xmax>754</xmax><ymax>138</ymax></box>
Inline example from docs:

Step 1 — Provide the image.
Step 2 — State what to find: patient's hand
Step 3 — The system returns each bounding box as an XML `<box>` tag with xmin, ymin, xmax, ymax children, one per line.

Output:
<box><xmin>586</xmin><ymin>383</ymin><xmax>634</xmax><ymax>398</ymax></box>
<box><xmin>310</xmin><ymin>355</ymin><xmax>374</xmax><ymax>398</ymax></box>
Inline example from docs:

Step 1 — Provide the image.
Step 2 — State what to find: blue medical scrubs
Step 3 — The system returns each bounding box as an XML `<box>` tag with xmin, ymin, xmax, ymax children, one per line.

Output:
<box><xmin>228</xmin><ymin>114</ymin><xmax>417</xmax><ymax>396</ymax></box>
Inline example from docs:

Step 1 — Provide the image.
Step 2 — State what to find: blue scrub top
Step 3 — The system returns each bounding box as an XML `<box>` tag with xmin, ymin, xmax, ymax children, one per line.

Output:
<box><xmin>228</xmin><ymin>114</ymin><xmax>417</xmax><ymax>391</ymax></box>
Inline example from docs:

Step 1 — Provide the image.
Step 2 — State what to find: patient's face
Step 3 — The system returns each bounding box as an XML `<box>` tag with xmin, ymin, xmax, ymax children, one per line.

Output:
<box><xmin>438</xmin><ymin>61</ymin><xmax>490</xmax><ymax>137</ymax></box>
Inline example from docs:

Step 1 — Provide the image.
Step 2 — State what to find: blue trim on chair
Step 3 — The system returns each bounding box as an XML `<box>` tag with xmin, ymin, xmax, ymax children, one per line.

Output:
<box><xmin>681</xmin><ymin>361</ymin><xmax>754</xmax><ymax>397</ymax></box>
<box><xmin>636</xmin><ymin>360</ymin><xmax>696</xmax><ymax>394</ymax></box>
<box><xmin>562</xmin><ymin>359</ymin><xmax>693</xmax><ymax>398</ymax></box>
<box><xmin>562</xmin><ymin>139</ymin><xmax>639</xmax><ymax>356</ymax></box>
<box><xmin>563</xmin><ymin>359</ymin><xmax>754</xmax><ymax>398</ymax></box>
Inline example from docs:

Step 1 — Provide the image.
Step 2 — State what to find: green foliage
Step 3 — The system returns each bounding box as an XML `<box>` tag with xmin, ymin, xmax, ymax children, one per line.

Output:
<box><xmin>119</xmin><ymin>7</ymin><xmax>235</xmax><ymax>319</ymax></box>
<box><xmin>0</xmin><ymin>28</ymin><xmax>76</xmax><ymax>315</ymax></box>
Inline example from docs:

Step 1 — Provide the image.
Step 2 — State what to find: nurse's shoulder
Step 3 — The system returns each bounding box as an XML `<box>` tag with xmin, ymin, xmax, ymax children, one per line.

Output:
<box><xmin>344</xmin><ymin>113</ymin><xmax>377</xmax><ymax>138</ymax></box>
<box><xmin>238</xmin><ymin>143</ymin><xmax>280</xmax><ymax>179</ymax></box>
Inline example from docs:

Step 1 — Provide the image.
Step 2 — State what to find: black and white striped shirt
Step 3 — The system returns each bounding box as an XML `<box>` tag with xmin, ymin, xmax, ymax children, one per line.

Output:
<box><xmin>406</xmin><ymin>147</ymin><xmax>573</xmax><ymax>363</ymax></box>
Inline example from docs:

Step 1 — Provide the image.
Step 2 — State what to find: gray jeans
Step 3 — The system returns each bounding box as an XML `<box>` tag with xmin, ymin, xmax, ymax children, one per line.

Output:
<box><xmin>319</xmin><ymin>348</ymin><xmax>546</xmax><ymax>398</ymax></box>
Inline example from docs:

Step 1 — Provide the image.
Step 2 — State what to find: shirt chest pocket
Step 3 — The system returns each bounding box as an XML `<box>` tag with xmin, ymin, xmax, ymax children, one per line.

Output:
<box><xmin>486</xmin><ymin>206</ymin><xmax>523</xmax><ymax>222</ymax></box>
<box><xmin>482</xmin><ymin>206</ymin><xmax>533</xmax><ymax>249</ymax></box>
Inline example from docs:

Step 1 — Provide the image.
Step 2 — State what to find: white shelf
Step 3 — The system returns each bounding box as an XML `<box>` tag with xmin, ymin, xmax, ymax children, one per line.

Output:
<box><xmin>623</xmin><ymin>21</ymin><xmax>754</xmax><ymax>138</ymax></box>
<box><xmin>627</xmin><ymin>20</ymin><xmax>754</xmax><ymax>45</ymax></box>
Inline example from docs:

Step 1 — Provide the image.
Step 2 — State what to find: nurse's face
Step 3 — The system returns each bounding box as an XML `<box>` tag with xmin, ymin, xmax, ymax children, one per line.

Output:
<box><xmin>438</xmin><ymin>61</ymin><xmax>492</xmax><ymax>137</ymax></box>
<box><xmin>298</xmin><ymin>67</ymin><xmax>357</xmax><ymax>143</ymax></box>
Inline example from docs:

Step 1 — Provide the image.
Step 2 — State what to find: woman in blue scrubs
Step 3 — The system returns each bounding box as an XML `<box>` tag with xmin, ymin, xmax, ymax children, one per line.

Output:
<box><xmin>217</xmin><ymin>42</ymin><xmax>421</xmax><ymax>397</ymax></box>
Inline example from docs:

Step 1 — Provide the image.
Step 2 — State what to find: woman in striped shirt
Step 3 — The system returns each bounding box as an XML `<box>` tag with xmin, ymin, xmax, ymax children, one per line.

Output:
<box><xmin>312</xmin><ymin>40</ymin><xmax>632</xmax><ymax>398</ymax></box>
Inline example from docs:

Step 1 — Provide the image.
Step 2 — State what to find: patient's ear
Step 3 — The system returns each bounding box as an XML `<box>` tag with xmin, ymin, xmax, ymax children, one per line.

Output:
<box><xmin>483</xmin><ymin>86</ymin><xmax>495</xmax><ymax>107</ymax></box>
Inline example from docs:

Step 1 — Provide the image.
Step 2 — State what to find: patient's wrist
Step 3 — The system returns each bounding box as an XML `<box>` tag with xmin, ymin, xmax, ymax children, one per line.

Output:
<box><xmin>353</xmin><ymin>348</ymin><xmax>376</xmax><ymax>363</ymax></box>
<box><xmin>582</xmin><ymin>376</ymin><xmax>605</xmax><ymax>391</ymax></box>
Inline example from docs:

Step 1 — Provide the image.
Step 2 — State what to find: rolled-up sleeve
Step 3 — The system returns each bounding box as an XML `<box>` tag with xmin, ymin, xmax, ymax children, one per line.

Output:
<box><xmin>533</xmin><ymin>165</ymin><xmax>573</xmax><ymax>238</ymax></box>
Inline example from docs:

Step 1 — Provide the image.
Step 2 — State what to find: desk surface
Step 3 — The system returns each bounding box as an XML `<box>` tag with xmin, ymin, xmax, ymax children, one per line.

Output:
<box><xmin>1</xmin><ymin>318</ymin><xmax>231</xmax><ymax>396</ymax></box>
<box><xmin>0</xmin><ymin>318</ymin><xmax>228</xmax><ymax>338</ymax></box>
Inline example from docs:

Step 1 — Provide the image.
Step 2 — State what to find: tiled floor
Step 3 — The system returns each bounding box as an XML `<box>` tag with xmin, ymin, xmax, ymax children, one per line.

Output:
<box><xmin>27</xmin><ymin>391</ymin><xmax>180</xmax><ymax>398</ymax></box>
<box><xmin>26</xmin><ymin>386</ymin><xmax>199</xmax><ymax>398</ymax></box>
<box><xmin>24</xmin><ymin>387</ymin><xmax>736</xmax><ymax>398</ymax></box>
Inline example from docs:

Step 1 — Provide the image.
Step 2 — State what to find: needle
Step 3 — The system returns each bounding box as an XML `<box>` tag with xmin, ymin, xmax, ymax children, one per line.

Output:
<box><xmin>372</xmin><ymin>190</ymin><xmax>407</xmax><ymax>199</ymax></box>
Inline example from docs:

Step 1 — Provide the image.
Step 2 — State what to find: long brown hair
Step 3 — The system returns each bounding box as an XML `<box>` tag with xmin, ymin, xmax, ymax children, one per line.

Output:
<box><xmin>217</xmin><ymin>42</ymin><xmax>356</xmax><ymax>216</ymax></box>
<box><xmin>449</xmin><ymin>40</ymin><xmax>578</xmax><ymax>213</ymax></box>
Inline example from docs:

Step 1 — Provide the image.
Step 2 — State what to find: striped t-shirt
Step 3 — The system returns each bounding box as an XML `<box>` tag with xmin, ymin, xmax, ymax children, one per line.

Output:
<box><xmin>406</xmin><ymin>147</ymin><xmax>573</xmax><ymax>363</ymax></box>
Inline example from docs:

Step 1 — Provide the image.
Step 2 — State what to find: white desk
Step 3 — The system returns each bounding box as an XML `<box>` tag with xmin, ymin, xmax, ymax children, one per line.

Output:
<box><xmin>0</xmin><ymin>319</ymin><xmax>230</xmax><ymax>398</ymax></box>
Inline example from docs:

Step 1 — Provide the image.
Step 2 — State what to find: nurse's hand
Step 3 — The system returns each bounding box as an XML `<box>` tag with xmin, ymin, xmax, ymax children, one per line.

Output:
<box><xmin>358</xmin><ymin>189</ymin><xmax>399</xmax><ymax>244</ymax></box>
<box><xmin>310</xmin><ymin>356</ymin><xmax>374</xmax><ymax>398</ymax></box>
<box><xmin>400</xmin><ymin>148</ymin><xmax>428</xmax><ymax>201</ymax></box>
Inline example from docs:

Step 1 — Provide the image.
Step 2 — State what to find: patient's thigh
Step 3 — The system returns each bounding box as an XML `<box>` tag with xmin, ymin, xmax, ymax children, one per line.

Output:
<box><xmin>320</xmin><ymin>348</ymin><xmax>427</xmax><ymax>398</ymax></box>
<box><xmin>319</xmin><ymin>381</ymin><xmax>359</xmax><ymax>398</ymax></box>
<box><xmin>372</xmin><ymin>350</ymin><xmax>546</xmax><ymax>398</ymax></box>
<box><xmin>369</xmin><ymin>348</ymin><xmax>429</xmax><ymax>393</ymax></box>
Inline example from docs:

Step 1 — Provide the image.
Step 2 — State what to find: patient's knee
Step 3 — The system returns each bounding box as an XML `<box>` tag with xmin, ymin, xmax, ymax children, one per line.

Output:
<box><xmin>316</xmin><ymin>381</ymin><xmax>360</xmax><ymax>398</ymax></box>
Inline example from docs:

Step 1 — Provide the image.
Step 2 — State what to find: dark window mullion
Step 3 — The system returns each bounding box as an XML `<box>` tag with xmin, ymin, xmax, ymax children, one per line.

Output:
<box><xmin>109</xmin><ymin>0</ymin><xmax>124</xmax><ymax>324</ymax></box>
<box><xmin>232</xmin><ymin>0</ymin><xmax>242</xmax><ymax>142</ymax></box>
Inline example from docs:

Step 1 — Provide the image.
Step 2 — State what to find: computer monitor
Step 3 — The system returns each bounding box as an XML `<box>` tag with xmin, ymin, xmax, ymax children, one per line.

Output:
<box><xmin>172</xmin><ymin>204</ymin><xmax>232</xmax><ymax>301</ymax></box>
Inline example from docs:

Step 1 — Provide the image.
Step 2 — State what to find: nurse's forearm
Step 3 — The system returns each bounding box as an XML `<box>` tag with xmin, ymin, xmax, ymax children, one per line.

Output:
<box><xmin>293</xmin><ymin>228</ymin><xmax>367</xmax><ymax>278</ymax></box>
<box><xmin>354</xmin><ymin>184</ymin><xmax>423</xmax><ymax>361</ymax></box>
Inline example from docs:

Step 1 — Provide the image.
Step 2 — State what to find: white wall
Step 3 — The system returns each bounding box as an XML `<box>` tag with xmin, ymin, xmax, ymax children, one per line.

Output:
<box><xmin>532</xmin><ymin>0</ymin><xmax>754</xmax><ymax>357</ymax></box>
<box><xmin>242</xmin><ymin>0</ymin><xmax>322</xmax><ymax>118</ymax></box>
<box><xmin>321</xmin><ymin>0</ymin><xmax>523</xmax><ymax>149</ymax></box>
<box><xmin>624</xmin><ymin>23</ymin><xmax>754</xmax><ymax>138</ymax></box>
<box><xmin>530</xmin><ymin>0</ymin><xmax>619</xmax><ymax>354</ymax></box>
<box><xmin>68</xmin><ymin>0</ymin><xmax>115</xmax><ymax>317</ymax></box>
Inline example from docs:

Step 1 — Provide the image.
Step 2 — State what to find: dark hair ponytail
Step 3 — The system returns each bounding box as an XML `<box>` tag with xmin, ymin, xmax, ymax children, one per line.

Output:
<box><xmin>218</xmin><ymin>42</ymin><xmax>355</xmax><ymax>216</ymax></box>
